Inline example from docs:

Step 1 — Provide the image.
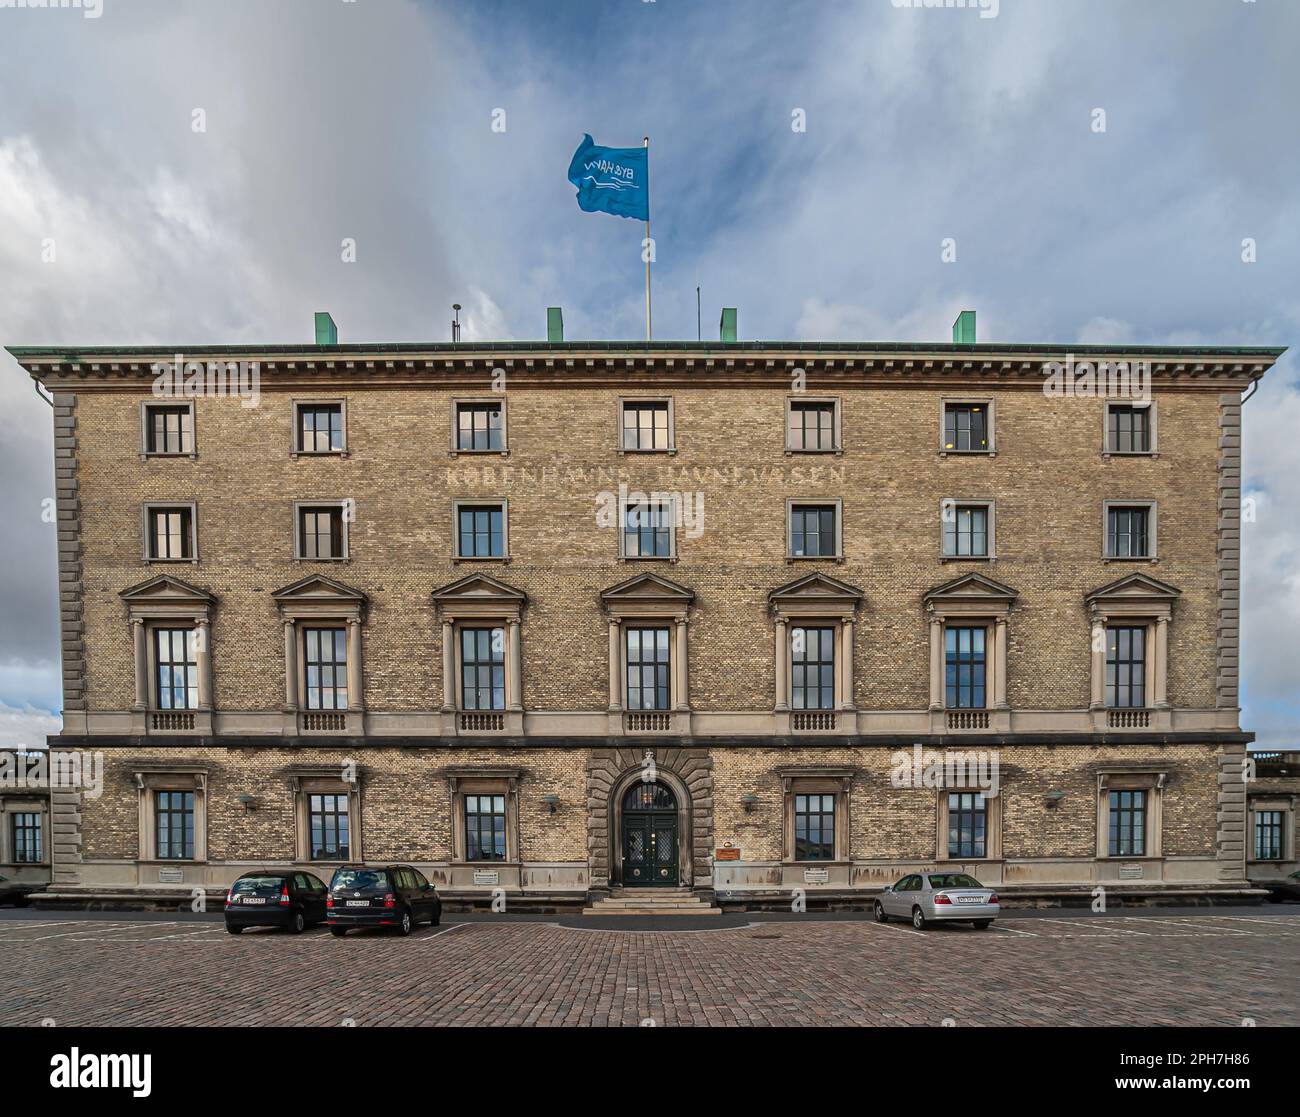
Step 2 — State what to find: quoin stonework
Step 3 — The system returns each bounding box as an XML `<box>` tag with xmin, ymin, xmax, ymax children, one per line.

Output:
<box><xmin>7</xmin><ymin>312</ymin><xmax>1285</xmax><ymax>910</ymax></box>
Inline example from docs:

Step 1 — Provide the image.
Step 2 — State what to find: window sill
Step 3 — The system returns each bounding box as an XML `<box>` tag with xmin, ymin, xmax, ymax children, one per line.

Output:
<box><xmin>449</xmin><ymin>449</ymin><xmax>509</xmax><ymax>457</ymax></box>
<box><xmin>140</xmin><ymin>452</ymin><xmax>198</xmax><ymax>461</ymax></box>
<box><xmin>453</xmin><ymin>556</ymin><xmax>510</xmax><ymax>564</ymax></box>
<box><xmin>938</xmin><ymin>450</ymin><xmax>996</xmax><ymax>458</ymax></box>
<box><xmin>290</xmin><ymin>450</ymin><xmax>349</xmax><ymax>459</ymax></box>
<box><xmin>293</xmin><ymin>557</ymin><xmax>350</xmax><ymax>564</ymax></box>
<box><xmin>1102</xmin><ymin>451</ymin><xmax>1158</xmax><ymax>459</ymax></box>
<box><xmin>939</xmin><ymin>554</ymin><xmax>994</xmax><ymax>563</ymax></box>
<box><xmin>145</xmin><ymin>558</ymin><xmax>199</xmax><ymax>565</ymax></box>
<box><xmin>618</xmin><ymin>448</ymin><xmax>676</xmax><ymax>455</ymax></box>
<box><xmin>1102</xmin><ymin>556</ymin><xmax>1158</xmax><ymax>564</ymax></box>
<box><xmin>786</xmin><ymin>555</ymin><xmax>845</xmax><ymax>563</ymax></box>
<box><xmin>784</xmin><ymin>448</ymin><xmax>842</xmax><ymax>456</ymax></box>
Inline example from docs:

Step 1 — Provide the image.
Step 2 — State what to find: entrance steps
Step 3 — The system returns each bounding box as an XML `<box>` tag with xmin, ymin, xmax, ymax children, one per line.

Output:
<box><xmin>583</xmin><ymin>888</ymin><xmax>722</xmax><ymax>916</ymax></box>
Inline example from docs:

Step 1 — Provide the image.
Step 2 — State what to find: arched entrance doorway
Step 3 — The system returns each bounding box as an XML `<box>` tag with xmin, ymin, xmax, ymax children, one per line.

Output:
<box><xmin>619</xmin><ymin>782</ymin><xmax>679</xmax><ymax>887</ymax></box>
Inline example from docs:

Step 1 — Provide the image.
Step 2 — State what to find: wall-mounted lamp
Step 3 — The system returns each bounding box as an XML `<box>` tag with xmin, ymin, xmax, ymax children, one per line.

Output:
<box><xmin>1043</xmin><ymin>790</ymin><xmax>1066</xmax><ymax>808</ymax></box>
<box><xmin>237</xmin><ymin>792</ymin><xmax>257</xmax><ymax>811</ymax></box>
<box><xmin>740</xmin><ymin>793</ymin><xmax>759</xmax><ymax>813</ymax></box>
<box><xmin>541</xmin><ymin>794</ymin><xmax>560</xmax><ymax>814</ymax></box>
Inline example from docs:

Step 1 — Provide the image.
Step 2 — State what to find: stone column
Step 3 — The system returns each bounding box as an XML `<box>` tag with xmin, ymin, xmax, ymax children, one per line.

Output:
<box><xmin>993</xmin><ymin>618</ymin><xmax>1008</xmax><ymax>709</ymax></box>
<box><xmin>774</xmin><ymin>617</ymin><xmax>788</xmax><ymax>711</ymax></box>
<box><xmin>607</xmin><ymin>620</ymin><xmax>621</xmax><ymax>711</ymax></box>
<box><xmin>928</xmin><ymin>616</ymin><xmax>943</xmax><ymax>710</ymax></box>
<box><xmin>282</xmin><ymin>620</ymin><xmax>298</xmax><ymax>710</ymax></box>
<box><xmin>507</xmin><ymin>620</ymin><xmax>522</xmax><ymax>710</ymax></box>
<box><xmin>131</xmin><ymin>618</ymin><xmax>147</xmax><ymax>710</ymax></box>
<box><xmin>195</xmin><ymin>618</ymin><xmax>212</xmax><ymax>709</ymax></box>
<box><xmin>440</xmin><ymin>621</ymin><xmax>455</xmax><ymax>711</ymax></box>
<box><xmin>346</xmin><ymin>618</ymin><xmax>363</xmax><ymax>710</ymax></box>
<box><xmin>674</xmin><ymin>618</ymin><xmax>689</xmax><ymax>710</ymax></box>
<box><xmin>1089</xmin><ymin>619</ymin><xmax>1106</xmax><ymax>709</ymax></box>
<box><xmin>1153</xmin><ymin>616</ymin><xmax>1169</xmax><ymax>708</ymax></box>
<box><xmin>840</xmin><ymin>619</ymin><xmax>855</xmax><ymax>710</ymax></box>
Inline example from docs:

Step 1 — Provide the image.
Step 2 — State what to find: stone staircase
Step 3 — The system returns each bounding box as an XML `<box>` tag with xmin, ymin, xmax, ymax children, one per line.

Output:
<box><xmin>583</xmin><ymin>887</ymin><xmax>722</xmax><ymax>916</ymax></box>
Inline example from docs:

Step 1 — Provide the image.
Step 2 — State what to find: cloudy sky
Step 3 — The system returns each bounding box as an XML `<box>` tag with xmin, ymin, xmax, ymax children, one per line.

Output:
<box><xmin>1</xmin><ymin>0</ymin><xmax>1297</xmax><ymax>747</ymax></box>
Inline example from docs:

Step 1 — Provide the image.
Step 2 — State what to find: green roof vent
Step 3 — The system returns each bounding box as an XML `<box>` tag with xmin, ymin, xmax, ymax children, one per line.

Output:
<box><xmin>952</xmin><ymin>310</ymin><xmax>976</xmax><ymax>345</ymax></box>
<box><xmin>547</xmin><ymin>307</ymin><xmax>564</xmax><ymax>343</ymax></box>
<box><xmin>719</xmin><ymin>307</ymin><xmax>737</xmax><ymax>344</ymax></box>
<box><xmin>314</xmin><ymin>312</ymin><xmax>338</xmax><ymax>346</ymax></box>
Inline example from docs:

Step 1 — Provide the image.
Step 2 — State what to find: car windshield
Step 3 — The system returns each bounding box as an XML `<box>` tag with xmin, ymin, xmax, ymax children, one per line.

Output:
<box><xmin>928</xmin><ymin>874</ymin><xmax>983</xmax><ymax>889</ymax></box>
<box><xmin>331</xmin><ymin>869</ymin><xmax>390</xmax><ymax>891</ymax></box>
<box><xmin>231</xmin><ymin>876</ymin><xmax>285</xmax><ymax>895</ymax></box>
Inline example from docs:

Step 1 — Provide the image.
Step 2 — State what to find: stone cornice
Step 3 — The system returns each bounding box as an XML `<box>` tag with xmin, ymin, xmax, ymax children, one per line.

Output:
<box><xmin>10</xmin><ymin>342</ymin><xmax>1284</xmax><ymax>392</ymax></box>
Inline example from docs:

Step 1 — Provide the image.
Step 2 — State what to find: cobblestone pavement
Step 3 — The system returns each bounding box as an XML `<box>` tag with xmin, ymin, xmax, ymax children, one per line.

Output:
<box><xmin>1</xmin><ymin>910</ymin><xmax>1297</xmax><ymax>1026</ymax></box>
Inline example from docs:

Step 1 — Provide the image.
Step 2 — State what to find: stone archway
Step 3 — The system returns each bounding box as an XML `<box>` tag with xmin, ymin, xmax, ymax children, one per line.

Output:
<box><xmin>586</xmin><ymin>747</ymin><xmax>713</xmax><ymax>899</ymax></box>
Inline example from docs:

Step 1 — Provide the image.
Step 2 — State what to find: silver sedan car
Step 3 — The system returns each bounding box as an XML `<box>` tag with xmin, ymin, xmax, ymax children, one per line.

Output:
<box><xmin>875</xmin><ymin>872</ymin><xmax>999</xmax><ymax>930</ymax></box>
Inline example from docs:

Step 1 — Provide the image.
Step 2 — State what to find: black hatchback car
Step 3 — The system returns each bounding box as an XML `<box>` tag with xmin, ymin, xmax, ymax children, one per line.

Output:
<box><xmin>327</xmin><ymin>865</ymin><xmax>441</xmax><ymax>936</ymax></box>
<box><xmin>224</xmin><ymin>870</ymin><xmax>329</xmax><ymax>934</ymax></box>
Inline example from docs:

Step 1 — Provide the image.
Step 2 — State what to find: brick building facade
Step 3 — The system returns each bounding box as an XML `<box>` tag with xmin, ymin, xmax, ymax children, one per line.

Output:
<box><xmin>9</xmin><ymin>324</ymin><xmax>1283</xmax><ymax>908</ymax></box>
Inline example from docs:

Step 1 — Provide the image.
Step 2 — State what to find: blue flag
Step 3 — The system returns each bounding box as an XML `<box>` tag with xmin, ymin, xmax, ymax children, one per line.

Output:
<box><xmin>567</xmin><ymin>134</ymin><xmax>648</xmax><ymax>221</ymax></box>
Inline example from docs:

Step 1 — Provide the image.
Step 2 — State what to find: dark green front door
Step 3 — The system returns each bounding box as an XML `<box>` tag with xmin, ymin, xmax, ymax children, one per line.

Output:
<box><xmin>620</xmin><ymin>782</ymin><xmax>679</xmax><ymax>887</ymax></box>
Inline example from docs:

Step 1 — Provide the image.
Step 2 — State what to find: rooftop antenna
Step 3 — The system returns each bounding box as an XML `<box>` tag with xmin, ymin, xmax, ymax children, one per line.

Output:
<box><xmin>451</xmin><ymin>303</ymin><xmax>462</xmax><ymax>342</ymax></box>
<box><xmin>696</xmin><ymin>286</ymin><xmax>701</xmax><ymax>341</ymax></box>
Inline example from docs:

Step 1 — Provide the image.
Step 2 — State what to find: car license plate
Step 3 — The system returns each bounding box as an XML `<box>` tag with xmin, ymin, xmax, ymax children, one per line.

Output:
<box><xmin>346</xmin><ymin>899</ymin><xmax>369</xmax><ymax>907</ymax></box>
<box><xmin>242</xmin><ymin>897</ymin><xmax>266</xmax><ymax>905</ymax></box>
<box><xmin>957</xmin><ymin>895</ymin><xmax>983</xmax><ymax>904</ymax></box>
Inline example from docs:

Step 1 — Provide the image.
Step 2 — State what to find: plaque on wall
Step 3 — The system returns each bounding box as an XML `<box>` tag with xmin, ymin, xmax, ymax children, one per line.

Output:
<box><xmin>803</xmin><ymin>868</ymin><xmax>829</xmax><ymax>884</ymax></box>
<box><xmin>473</xmin><ymin>869</ymin><xmax>500</xmax><ymax>886</ymax></box>
<box><xmin>158</xmin><ymin>868</ymin><xmax>183</xmax><ymax>884</ymax></box>
<box><xmin>715</xmin><ymin>847</ymin><xmax>740</xmax><ymax>861</ymax></box>
<box><xmin>1118</xmin><ymin>863</ymin><xmax>1143</xmax><ymax>880</ymax></box>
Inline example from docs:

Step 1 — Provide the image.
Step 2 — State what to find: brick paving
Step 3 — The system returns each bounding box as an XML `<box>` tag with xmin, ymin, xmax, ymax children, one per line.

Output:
<box><xmin>1</xmin><ymin>912</ymin><xmax>1297</xmax><ymax>1027</ymax></box>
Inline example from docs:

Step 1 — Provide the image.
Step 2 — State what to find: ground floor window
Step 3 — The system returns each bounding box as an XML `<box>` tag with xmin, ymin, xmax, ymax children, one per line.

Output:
<box><xmin>309</xmin><ymin>793</ymin><xmax>350</xmax><ymax>861</ymax></box>
<box><xmin>793</xmin><ymin>793</ymin><xmax>836</xmax><ymax>861</ymax></box>
<box><xmin>1108</xmin><ymin>789</ymin><xmax>1147</xmax><ymax>856</ymax></box>
<box><xmin>11</xmin><ymin>812</ymin><xmax>42</xmax><ymax>863</ymax></box>
<box><xmin>465</xmin><ymin>794</ymin><xmax>507</xmax><ymax>861</ymax></box>
<box><xmin>947</xmin><ymin>792</ymin><xmax>987</xmax><ymax>858</ymax></box>
<box><xmin>1254</xmin><ymin>810</ymin><xmax>1284</xmax><ymax>861</ymax></box>
<box><xmin>155</xmin><ymin>790</ymin><xmax>195</xmax><ymax>860</ymax></box>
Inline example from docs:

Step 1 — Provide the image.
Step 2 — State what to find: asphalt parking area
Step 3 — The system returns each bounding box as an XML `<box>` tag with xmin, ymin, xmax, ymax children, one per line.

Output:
<box><xmin>1</xmin><ymin>909</ymin><xmax>1296</xmax><ymax>1026</ymax></box>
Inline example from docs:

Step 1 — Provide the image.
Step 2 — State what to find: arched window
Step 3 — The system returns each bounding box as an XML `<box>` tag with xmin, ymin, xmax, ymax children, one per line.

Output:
<box><xmin>622</xmin><ymin>782</ymin><xmax>676</xmax><ymax>812</ymax></box>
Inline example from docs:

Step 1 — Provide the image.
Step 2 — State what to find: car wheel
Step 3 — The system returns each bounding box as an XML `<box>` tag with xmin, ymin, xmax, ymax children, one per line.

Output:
<box><xmin>290</xmin><ymin>912</ymin><xmax>305</xmax><ymax>934</ymax></box>
<box><xmin>330</xmin><ymin>926</ymin><xmax>347</xmax><ymax>938</ymax></box>
<box><xmin>873</xmin><ymin>901</ymin><xmax>888</xmax><ymax>923</ymax></box>
<box><xmin>911</xmin><ymin>907</ymin><xmax>926</xmax><ymax>930</ymax></box>
<box><xmin>398</xmin><ymin>909</ymin><xmax>413</xmax><ymax>936</ymax></box>
<box><xmin>973</xmin><ymin>920</ymin><xmax>992</xmax><ymax>930</ymax></box>
<box><xmin>226</xmin><ymin>924</ymin><xmax>243</xmax><ymax>935</ymax></box>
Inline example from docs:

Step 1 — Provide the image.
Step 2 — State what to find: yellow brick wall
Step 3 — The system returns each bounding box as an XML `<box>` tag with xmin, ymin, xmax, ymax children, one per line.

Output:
<box><xmin>73</xmin><ymin>383</ymin><xmax>1221</xmax><ymax>714</ymax></box>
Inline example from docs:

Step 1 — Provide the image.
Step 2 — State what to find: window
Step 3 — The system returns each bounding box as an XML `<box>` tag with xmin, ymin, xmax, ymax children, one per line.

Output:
<box><xmin>464</xmin><ymin>794</ymin><xmax>507</xmax><ymax>862</ymax></box>
<box><xmin>1106</xmin><ymin>625</ymin><xmax>1146</xmax><ymax>708</ymax></box>
<box><xmin>304</xmin><ymin>628</ymin><xmax>348</xmax><ymax>710</ymax></box>
<box><xmin>460</xmin><ymin>628</ymin><xmax>505</xmax><ymax>710</ymax></box>
<box><xmin>947</xmin><ymin>793</ymin><xmax>987</xmax><ymax>858</ymax></box>
<box><xmin>297</xmin><ymin>504</ymin><xmax>346</xmax><ymax>560</ymax></box>
<box><xmin>11</xmin><ymin>812</ymin><xmax>42</xmax><ymax>863</ymax></box>
<box><xmin>1107</xmin><ymin>403</ymin><xmax>1153</xmax><ymax>454</ymax></box>
<box><xmin>154</xmin><ymin>628</ymin><xmax>199</xmax><ymax>710</ymax></box>
<box><xmin>143</xmin><ymin>404</ymin><xmax>193</xmax><ymax>455</ymax></box>
<box><xmin>456</xmin><ymin>503</ymin><xmax>506</xmax><ymax>559</ymax></box>
<box><xmin>791</xmin><ymin>626</ymin><xmax>835</xmax><ymax>710</ymax></box>
<box><xmin>787</xmin><ymin>400</ymin><xmax>839</xmax><ymax>452</ymax></box>
<box><xmin>793</xmin><ymin>793</ymin><xmax>836</xmax><ymax>861</ymax></box>
<box><xmin>789</xmin><ymin>503</ymin><xmax>839</xmax><ymax>558</ymax></box>
<box><xmin>1255</xmin><ymin>810</ymin><xmax>1284</xmax><ymax>861</ymax></box>
<box><xmin>155</xmin><ymin>790</ymin><xmax>195</xmax><ymax>860</ymax></box>
<box><xmin>621</xmin><ymin>400</ymin><xmax>672</xmax><ymax>451</ymax></box>
<box><xmin>625</xmin><ymin>626</ymin><xmax>670</xmax><ymax>711</ymax></box>
<box><xmin>295</xmin><ymin>403</ymin><xmax>344</xmax><ymax>454</ymax></box>
<box><xmin>942</xmin><ymin>502</ymin><xmax>990</xmax><ymax>558</ymax></box>
<box><xmin>146</xmin><ymin>505</ymin><xmax>195</xmax><ymax>561</ymax></box>
<box><xmin>622</xmin><ymin>499</ymin><xmax>673</xmax><ymax>559</ymax></box>
<box><xmin>455</xmin><ymin>401</ymin><xmax>504</xmax><ymax>452</ymax></box>
<box><xmin>308</xmin><ymin>793</ymin><xmax>350</xmax><ymax>860</ymax></box>
<box><xmin>942</xmin><ymin>402</ymin><xmax>990</xmax><ymax>453</ymax></box>
<box><xmin>1108</xmin><ymin>789</ymin><xmax>1147</xmax><ymax>856</ymax></box>
<box><xmin>945</xmin><ymin>626</ymin><xmax>986</xmax><ymax>709</ymax></box>
<box><xmin>1106</xmin><ymin>504</ymin><xmax>1152</xmax><ymax>559</ymax></box>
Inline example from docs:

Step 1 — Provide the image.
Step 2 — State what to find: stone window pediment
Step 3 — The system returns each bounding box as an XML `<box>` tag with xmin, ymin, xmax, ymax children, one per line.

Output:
<box><xmin>923</xmin><ymin>572</ymin><xmax>1018</xmax><ymax>619</ymax></box>
<box><xmin>768</xmin><ymin>572</ymin><xmax>863</xmax><ymax>621</ymax></box>
<box><xmin>432</xmin><ymin>573</ymin><xmax>527</xmax><ymax>623</ymax></box>
<box><xmin>601</xmin><ymin>572</ymin><xmax>695</xmax><ymax>621</ymax></box>
<box><xmin>120</xmin><ymin>574</ymin><xmax>215</xmax><ymax>620</ymax></box>
<box><xmin>272</xmin><ymin>574</ymin><xmax>367</xmax><ymax>622</ymax></box>
<box><xmin>1085</xmin><ymin>573</ymin><xmax>1180</xmax><ymax>620</ymax></box>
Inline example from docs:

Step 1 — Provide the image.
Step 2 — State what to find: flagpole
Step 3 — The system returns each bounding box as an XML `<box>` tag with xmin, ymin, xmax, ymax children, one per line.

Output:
<box><xmin>643</xmin><ymin>135</ymin><xmax>651</xmax><ymax>342</ymax></box>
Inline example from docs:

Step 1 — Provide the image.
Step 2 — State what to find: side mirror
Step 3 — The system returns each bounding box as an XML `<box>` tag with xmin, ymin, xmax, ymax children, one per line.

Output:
<box><xmin>881</xmin><ymin>885</ymin><xmax>892</xmax><ymax>893</ymax></box>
